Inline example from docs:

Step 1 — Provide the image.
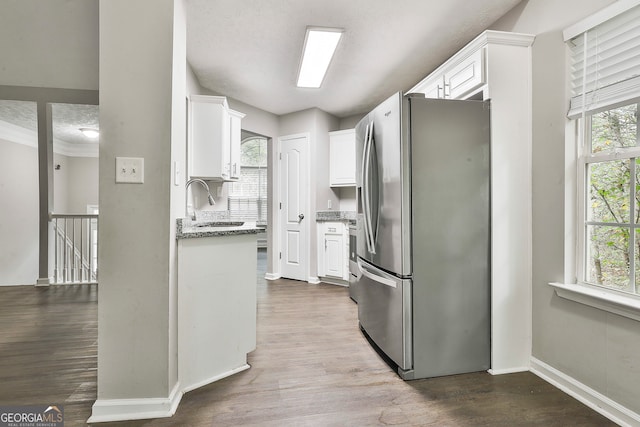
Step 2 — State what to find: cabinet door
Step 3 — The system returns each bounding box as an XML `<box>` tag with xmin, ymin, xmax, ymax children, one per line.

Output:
<box><xmin>324</xmin><ymin>232</ymin><xmax>344</xmax><ymax>278</ymax></box>
<box><xmin>329</xmin><ymin>129</ymin><xmax>356</xmax><ymax>186</ymax></box>
<box><xmin>229</xmin><ymin>109</ymin><xmax>245</xmax><ymax>180</ymax></box>
<box><xmin>189</xmin><ymin>95</ymin><xmax>230</xmax><ymax>180</ymax></box>
<box><xmin>422</xmin><ymin>75</ymin><xmax>445</xmax><ymax>99</ymax></box>
<box><xmin>444</xmin><ymin>49</ymin><xmax>485</xmax><ymax>99</ymax></box>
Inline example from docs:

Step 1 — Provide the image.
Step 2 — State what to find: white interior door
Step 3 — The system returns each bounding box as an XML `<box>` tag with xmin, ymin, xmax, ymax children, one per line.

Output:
<box><xmin>279</xmin><ymin>134</ymin><xmax>309</xmax><ymax>281</ymax></box>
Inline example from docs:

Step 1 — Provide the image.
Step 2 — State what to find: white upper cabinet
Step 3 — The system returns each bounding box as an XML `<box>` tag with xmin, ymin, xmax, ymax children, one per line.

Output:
<box><xmin>445</xmin><ymin>49</ymin><xmax>485</xmax><ymax>99</ymax></box>
<box><xmin>229</xmin><ymin>109</ymin><xmax>245</xmax><ymax>180</ymax></box>
<box><xmin>188</xmin><ymin>95</ymin><xmax>244</xmax><ymax>181</ymax></box>
<box><xmin>412</xmin><ymin>40</ymin><xmax>486</xmax><ymax>100</ymax></box>
<box><xmin>329</xmin><ymin>129</ymin><xmax>356</xmax><ymax>187</ymax></box>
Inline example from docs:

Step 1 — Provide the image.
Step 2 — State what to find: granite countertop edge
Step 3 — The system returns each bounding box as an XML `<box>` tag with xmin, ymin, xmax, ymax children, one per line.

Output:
<box><xmin>176</xmin><ymin>218</ymin><xmax>261</xmax><ymax>239</ymax></box>
<box><xmin>316</xmin><ymin>210</ymin><xmax>357</xmax><ymax>224</ymax></box>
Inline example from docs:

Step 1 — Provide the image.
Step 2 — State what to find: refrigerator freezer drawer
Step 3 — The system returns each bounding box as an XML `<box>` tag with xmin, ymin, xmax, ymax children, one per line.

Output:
<box><xmin>357</xmin><ymin>259</ymin><xmax>412</xmax><ymax>370</ymax></box>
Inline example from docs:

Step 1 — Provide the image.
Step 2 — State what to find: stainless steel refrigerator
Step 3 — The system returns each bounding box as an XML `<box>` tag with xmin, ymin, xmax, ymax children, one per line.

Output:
<box><xmin>356</xmin><ymin>92</ymin><xmax>490</xmax><ymax>380</ymax></box>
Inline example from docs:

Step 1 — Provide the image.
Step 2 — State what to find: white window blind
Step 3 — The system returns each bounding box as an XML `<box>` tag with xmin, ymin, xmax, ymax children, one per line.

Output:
<box><xmin>567</xmin><ymin>2</ymin><xmax>640</xmax><ymax>118</ymax></box>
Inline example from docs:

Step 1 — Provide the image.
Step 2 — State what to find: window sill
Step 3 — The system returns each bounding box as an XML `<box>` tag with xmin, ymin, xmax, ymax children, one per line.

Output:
<box><xmin>549</xmin><ymin>282</ymin><xmax>640</xmax><ymax>322</ymax></box>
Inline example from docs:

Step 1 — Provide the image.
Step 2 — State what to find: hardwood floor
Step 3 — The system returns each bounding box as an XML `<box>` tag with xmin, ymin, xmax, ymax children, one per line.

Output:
<box><xmin>0</xmin><ymin>284</ymin><xmax>98</xmax><ymax>425</ymax></box>
<box><xmin>0</xmin><ymin>250</ymin><xmax>615</xmax><ymax>426</ymax></box>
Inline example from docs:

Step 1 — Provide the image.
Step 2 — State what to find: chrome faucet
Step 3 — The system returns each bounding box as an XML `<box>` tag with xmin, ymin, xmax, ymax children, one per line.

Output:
<box><xmin>186</xmin><ymin>178</ymin><xmax>215</xmax><ymax>220</ymax></box>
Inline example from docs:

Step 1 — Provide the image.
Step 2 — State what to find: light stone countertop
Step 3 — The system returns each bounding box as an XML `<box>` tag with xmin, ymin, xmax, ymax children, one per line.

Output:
<box><xmin>176</xmin><ymin>218</ymin><xmax>261</xmax><ymax>239</ymax></box>
<box><xmin>315</xmin><ymin>210</ymin><xmax>356</xmax><ymax>224</ymax></box>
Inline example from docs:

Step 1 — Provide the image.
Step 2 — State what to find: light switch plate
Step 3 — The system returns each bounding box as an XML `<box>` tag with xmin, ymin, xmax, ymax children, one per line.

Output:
<box><xmin>174</xmin><ymin>161</ymin><xmax>180</xmax><ymax>186</ymax></box>
<box><xmin>116</xmin><ymin>157</ymin><xmax>144</xmax><ymax>184</ymax></box>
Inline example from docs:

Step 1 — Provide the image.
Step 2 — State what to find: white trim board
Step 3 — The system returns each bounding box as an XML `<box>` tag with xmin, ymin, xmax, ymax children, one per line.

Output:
<box><xmin>264</xmin><ymin>273</ymin><xmax>281</xmax><ymax>281</ymax></box>
<box><xmin>181</xmin><ymin>364</ymin><xmax>249</xmax><ymax>394</ymax></box>
<box><xmin>549</xmin><ymin>282</ymin><xmax>640</xmax><ymax>323</ymax></box>
<box><xmin>531</xmin><ymin>357</ymin><xmax>640</xmax><ymax>427</ymax></box>
<box><xmin>487</xmin><ymin>366</ymin><xmax>529</xmax><ymax>376</ymax></box>
<box><xmin>87</xmin><ymin>382</ymin><xmax>183</xmax><ymax>424</ymax></box>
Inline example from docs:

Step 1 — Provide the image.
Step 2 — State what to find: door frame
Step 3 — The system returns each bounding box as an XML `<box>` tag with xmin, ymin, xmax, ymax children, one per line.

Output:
<box><xmin>276</xmin><ymin>133</ymin><xmax>312</xmax><ymax>282</ymax></box>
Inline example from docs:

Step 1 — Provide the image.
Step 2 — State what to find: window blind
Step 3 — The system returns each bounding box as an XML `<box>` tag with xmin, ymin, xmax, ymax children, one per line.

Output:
<box><xmin>567</xmin><ymin>3</ymin><xmax>640</xmax><ymax>118</ymax></box>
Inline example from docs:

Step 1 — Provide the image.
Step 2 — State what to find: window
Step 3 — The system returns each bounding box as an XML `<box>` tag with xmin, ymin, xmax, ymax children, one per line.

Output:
<box><xmin>566</xmin><ymin>2</ymin><xmax>640</xmax><ymax>302</ymax></box>
<box><xmin>581</xmin><ymin>102</ymin><xmax>640</xmax><ymax>294</ymax></box>
<box><xmin>228</xmin><ymin>137</ymin><xmax>268</xmax><ymax>222</ymax></box>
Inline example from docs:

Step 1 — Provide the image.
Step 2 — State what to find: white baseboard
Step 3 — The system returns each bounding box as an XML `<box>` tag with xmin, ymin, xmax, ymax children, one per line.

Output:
<box><xmin>264</xmin><ymin>273</ymin><xmax>281</xmax><ymax>281</ymax></box>
<box><xmin>531</xmin><ymin>357</ymin><xmax>640</xmax><ymax>427</ymax></box>
<box><xmin>488</xmin><ymin>366</ymin><xmax>530</xmax><ymax>375</ymax></box>
<box><xmin>308</xmin><ymin>276</ymin><xmax>320</xmax><ymax>284</ymax></box>
<box><xmin>318</xmin><ymin>277</ymin><xmax>349</xmax><ymax>287</ymax></box>
<box><xmin>181</xmin><ymin>364</ymin><xmax>250</xmax><ymax>394</ymax></box>
<box><xmin>87</xmin><ymin>382</ymin><xmax>182</xmax><ymax>424</ymax></box>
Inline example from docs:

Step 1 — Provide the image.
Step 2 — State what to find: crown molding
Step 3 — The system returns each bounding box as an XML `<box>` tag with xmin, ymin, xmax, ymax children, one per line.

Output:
<box><xmin>0</xmin><ymin>119</ymin><xmax>98</xmax><ymax>158</ymax></box>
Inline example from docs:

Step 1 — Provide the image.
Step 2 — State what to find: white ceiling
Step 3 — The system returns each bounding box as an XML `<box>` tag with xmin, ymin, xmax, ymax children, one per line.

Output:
<box><xmin>0</xmin><ymin>0</ymin><xmax>522</xmax><ymax>148</ymax></box>
<box><xmin>186</xmin><ymin>0</ymin><xmax>523</xmax><ymax>118</ymax></box>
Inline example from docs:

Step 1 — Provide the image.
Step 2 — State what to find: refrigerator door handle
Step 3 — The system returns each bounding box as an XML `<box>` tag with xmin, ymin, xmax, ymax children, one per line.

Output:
<box><xmin>357</xmin><ymin>259</ymin><xmax>397</xmax><ymax>288</ymax></box>
<box><xmin>362</xmin><ymin>122</ymin><xmax>376</xmax><ymax>254</ymax></box>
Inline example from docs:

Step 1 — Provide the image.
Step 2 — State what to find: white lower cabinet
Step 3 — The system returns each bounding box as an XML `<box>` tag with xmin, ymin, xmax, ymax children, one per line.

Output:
<box><xmin>177</xmin><ymin>234</ymin><xmax>257</xmax><ymax>392</ymax></box>
<box><xmin>317</xmin><ymin>222</ymin><xmax>349</xmax><ymax>281</ymax></box>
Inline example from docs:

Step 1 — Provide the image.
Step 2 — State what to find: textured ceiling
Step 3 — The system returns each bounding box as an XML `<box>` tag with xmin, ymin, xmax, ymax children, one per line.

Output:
<box><xmin>0</xmin><ymin>100</ymin><xmax>99</xmax><ymax>146</ymax></box>
<box><xmin>0</xmin><ymin>0</ymin><xmax>522</xmax><ymax>141</ymax></box>
<box><xmin>186</xmin><ymin>0</ymin><xmax>523</xmax><ymax>118</ymax></box>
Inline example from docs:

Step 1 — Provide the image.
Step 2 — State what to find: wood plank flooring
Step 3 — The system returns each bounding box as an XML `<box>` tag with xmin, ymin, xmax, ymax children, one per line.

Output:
<box><xmin>0</xmin><ymin>250</ymin><xmax>615</xmax><ymax>426</ymax></box>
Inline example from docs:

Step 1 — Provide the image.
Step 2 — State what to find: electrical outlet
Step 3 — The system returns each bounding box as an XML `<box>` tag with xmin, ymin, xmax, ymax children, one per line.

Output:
<box><xmin>328</xmin><ymin>199</ymin><xmax>332</xmax><ymax>209</ymax></box>
<box><xmin>116</xmin><ymin>157</ymin><xmax>144</xmax><ymax>184</ymax></box>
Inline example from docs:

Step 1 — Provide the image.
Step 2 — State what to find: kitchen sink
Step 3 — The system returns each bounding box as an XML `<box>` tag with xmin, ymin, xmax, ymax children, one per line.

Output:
<box><xmin>193</xmin><ymin>221</ymin><xmax>244</xmax><ymax>227</ymax></box>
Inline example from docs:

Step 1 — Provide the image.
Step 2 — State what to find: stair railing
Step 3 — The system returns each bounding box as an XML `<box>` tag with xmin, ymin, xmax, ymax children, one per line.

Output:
<box><xmin>50</xmin><ymin>213</ymin><xmax>99</xmax><ymax>284</ymax></box>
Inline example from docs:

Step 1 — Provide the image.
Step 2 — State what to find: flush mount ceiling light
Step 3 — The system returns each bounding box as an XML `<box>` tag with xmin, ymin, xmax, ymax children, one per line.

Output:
<box><xmin>79</xmin><ymin>128</ymin><xmax>99</xmax><ymax>138</ymax></box>
<box><xmin>296</xmin><ymin>27</ymin><xmax>343</xmax><ymax>88</ymax></box>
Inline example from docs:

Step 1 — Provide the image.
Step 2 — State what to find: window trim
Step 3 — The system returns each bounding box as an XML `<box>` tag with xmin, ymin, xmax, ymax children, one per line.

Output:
<box><xmin>227</xmin><ymin>137</ymin><xmax>268</xmax><ymax>222</ymax></box>
<box><xmin>557</xmin><ymin>98</ymin><xmax>640</xmax><ymax>322</ymax></box>
<box><xmin>555</xmin><ymin>3</ymin><xmax>640</xmax><ymax>321</ymax></box>
<box><xmin>550</xmin><ymin>282</ymin><xmax>640</xmax><ymax>322</ymax></box>
<box><xmin>579</xmin><ymin>105</ymin><xmax>640</xmax><ymax>293</ymax></box>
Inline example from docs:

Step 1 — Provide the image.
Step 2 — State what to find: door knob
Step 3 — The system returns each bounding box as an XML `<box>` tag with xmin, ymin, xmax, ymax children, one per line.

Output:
<box><xmin>298</xmin><ymin>213</ymin><xmax>305</xmax><ymax>221</ymax></box>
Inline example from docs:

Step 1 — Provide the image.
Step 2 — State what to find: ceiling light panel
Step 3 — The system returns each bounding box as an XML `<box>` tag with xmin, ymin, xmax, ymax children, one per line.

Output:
<box><xmin>297</xmin><ymin>27</ymin><xmax>343</xmax><ymax>88</ymax></box>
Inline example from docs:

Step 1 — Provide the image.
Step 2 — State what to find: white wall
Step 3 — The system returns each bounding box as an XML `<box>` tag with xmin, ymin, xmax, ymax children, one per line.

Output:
<box><xmin>339</xmin><ymin>113</ymin><xmax>365</xmax><ymax>130</ymax></box>
<box><xmin>338</xmin><ymin>187</ymin><xmax>357</xmax><ymax>211</ymax></box>
<box><xmin>0</xmin><ymin>0</ymin><xmax>98</xmax><ymax>90</ymax></box>
<box><xmin>67</xmin><ymin>156</ymin><xmax>99</xmax><ymax>213</ymax></box>
<box><xmin>491</xmin><ymin>0</ymin><xmax>640</xmax><ymax>418</ymax></box>
<box><xmin>53</xmin><ymin>153</ymin><xmax>69</xmax><ymax>213</ymax></box>
<box><xmin>168</xmin><ymin>0</ymin><xmax>188</xmax><ymax>399</ymax></box>
<box><xmin>0</xmin><ymin>127</ymin><xmax>98</xmax><ymax>286</ymax></box>
<box><xmin>0</xmin><ymin>139</ymin><xmax>39</xmax><ymax>285</ymax></box>
<box><xmin>95</xmin><ymin>0</ymin><xmax>179</xmax><ymax>417</ymax></box>
<box><xmin>0</xmin><ymin>0</ymin><xmax>98</xmax><ymax>286</ymax></box>
<box><xmin>53</xmin><ymin>155</ymin><xmax>99</xmax><ymax>214</ymax></box>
